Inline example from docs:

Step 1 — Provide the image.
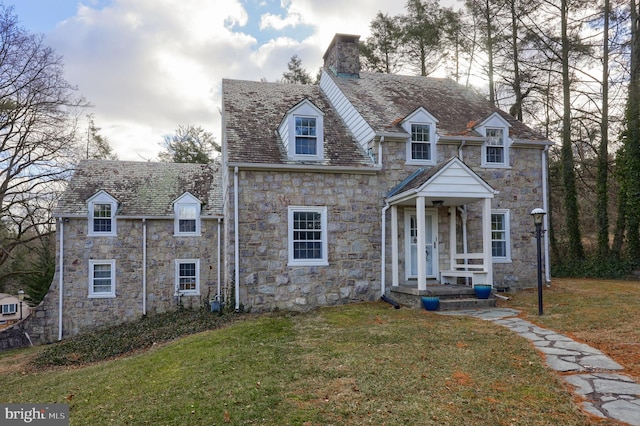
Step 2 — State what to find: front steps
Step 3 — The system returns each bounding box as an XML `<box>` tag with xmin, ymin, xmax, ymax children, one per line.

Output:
<box><xmin>387</xmin><ymin>284</ymin><xmax>496</xmax><ymax>311</ymax></box>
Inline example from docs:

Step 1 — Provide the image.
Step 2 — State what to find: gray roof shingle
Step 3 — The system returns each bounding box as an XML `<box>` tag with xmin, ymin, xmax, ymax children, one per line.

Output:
<box><xmin>326</xmin><ymin>71</ymin><xmax>548</xmax><ymax>141</ymax></box>
<box><xmin>222</xmin><ymin>79</ymin><xmax>372</xmax><ymax>166</ymax></box>
<box><xmin>54</xmin><ymin>159</ymin><xmax>223</xmax><ymax>217</ymax></box>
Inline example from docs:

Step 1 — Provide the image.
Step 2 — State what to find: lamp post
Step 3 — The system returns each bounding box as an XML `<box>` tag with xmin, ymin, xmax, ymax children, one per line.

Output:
<box><xmin>17</xmin><ymin>289</ymin><xmax>24</xmax><ymax>320</ymax></box>
<box><xmin>531</xmin><ymin>208</ymin><xmax>546</xmax><ymax>315</ymax></box>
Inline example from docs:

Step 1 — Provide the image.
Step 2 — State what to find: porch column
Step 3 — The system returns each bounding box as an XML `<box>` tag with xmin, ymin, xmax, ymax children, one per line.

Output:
<box><xmin>416</xmin><ymin>196</ymin><xmax>427</xmax><ymax>291</ymax></box>
<box><xmin>391</xmin><ymin>205</ymin><xmax>399</xmax><ymax>287</ymax></box>
<box><xmin>482</xmin><ymin>198</ymin><xmax>493</xmax><ymax>285</ymax></box>
<box><xmin>449</xmin><ymin>206</ymin><xmax>457</xmax><ymax>271</ymax></box>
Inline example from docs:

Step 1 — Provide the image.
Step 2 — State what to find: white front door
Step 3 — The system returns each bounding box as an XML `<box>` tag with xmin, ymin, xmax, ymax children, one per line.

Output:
<box><xmin>404</xmin><ymin>209</ymin><xmax>438</xmax><ymax>281</ymax></box>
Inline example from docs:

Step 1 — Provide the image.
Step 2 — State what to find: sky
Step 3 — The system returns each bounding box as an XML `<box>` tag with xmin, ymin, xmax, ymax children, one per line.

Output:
<box><xmin>4</xmin><ymin>0</ymin><xmax>460</xmax><ymax>161</ymax></box>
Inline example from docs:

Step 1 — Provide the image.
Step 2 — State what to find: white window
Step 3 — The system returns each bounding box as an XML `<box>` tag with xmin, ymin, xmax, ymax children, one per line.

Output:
<box><xmin>402</xmin><ymin>108</ymin><xmax>438</xmax><ymax>165</ymax></box>
<box><xmin>410</xmin><ymin>124</ymin><xmax>431</xmax><ymax>161</ymax></box>
<box><xmin>87</xmin><ymin>191</ymin><xmax>118</xmax><ymax>236</ymax></box>
<box><xmin>173</xmin><ymin>193</ymin><xmax>201</xmax><ymax>236</ymax></box>
<box><xmin>295</xmin><ymin>116</ymin><xmax>317</xmax><ymax>156</ymax></box>
<box><xmin>89</xmin><ymin>260</ymin><xmax>116</xmax><ymax>298</ymax></box>
<box><xmin>491</xmin><ymin>210</ymin><xmax>511</xmax><ymax>263</ymax></box>
<box><xmin>288</xmin><ymin>206</ymin><xmax>328</xmax><ymax>266</ymax></box>
<box><xmin>2</xmin><ymin>304</ymin><xmax>17</xmax><ymax>315</ymax></box>
<box><xmin>175</xmin><ymin>259</ymin><xmax>200</xmax><ymax>295</ymax></box>
<box><xmin>485</xmin><ymin>128</ymin><xmax>505</xmax><ymax>164</ymax></box>
<box><xmin>278</xmin><ymin>99</ymin><xmax>324</xmax><ymax>161</ymax></box>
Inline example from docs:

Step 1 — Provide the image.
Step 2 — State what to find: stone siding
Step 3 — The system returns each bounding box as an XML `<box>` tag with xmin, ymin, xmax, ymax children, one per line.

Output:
<box><xmin>230</xmin><ymin>170</ymin><xmax>384</xmax><ymax>312</ymax></box>
<box><xmin>28</xmin><ymin>217</ymin><xmax>221</xmax><ymax>342</ymax></box>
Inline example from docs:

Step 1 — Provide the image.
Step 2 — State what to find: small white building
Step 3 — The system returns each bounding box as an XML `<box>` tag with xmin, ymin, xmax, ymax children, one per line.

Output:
<box><xmin>0</xmin><ymin>293</ymin><xmax>31</xmax><ymax>324</ymax></box>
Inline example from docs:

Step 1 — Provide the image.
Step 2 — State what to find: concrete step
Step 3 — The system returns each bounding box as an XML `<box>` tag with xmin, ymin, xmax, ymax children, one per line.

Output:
<box><xmin>437</xmin><ymin>297</ymin><xmax>496</xmax><ymax>311</ymax></box>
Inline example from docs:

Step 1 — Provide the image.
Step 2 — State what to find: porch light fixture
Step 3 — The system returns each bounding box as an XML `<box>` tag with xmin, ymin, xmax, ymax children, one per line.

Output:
<box><xmin>432</xmin><ymin>200</ymin><xmax>444</xmax><ymax>207</ymax></box>
<box><xmin>530</xmin><ymin>208</ymin><xmax>546</xmax><ymax>315</ymax></box>
<box><xmin>17</xmin><ymin>289</ymin><xmax>24</xmax><ymax>320</ymax></box>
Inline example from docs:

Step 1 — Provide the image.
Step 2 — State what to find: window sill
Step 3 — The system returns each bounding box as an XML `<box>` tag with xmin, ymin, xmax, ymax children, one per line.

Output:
<box><xmin>492</xmin><ymin>258</ymin><xmax>512</xmax><ymax>264</ymax></box>
<box><xmin>481</xmin><ymin>164</ymin><xmax>511</xmax><ymax>169</ymax></box>
<box><xmin>88</xmin><ymin>294</ymin><xmax>116</xmax><ymax>299</ymax></box>
<box><xmin>288</xmin><ymin>260</ymin><xmax>329</xmax><ymax>267</ymax></box>
<box><xmin>406</xmin><ymin>160</ymin><xmax>436</xmax><ymax>166</ymax></box>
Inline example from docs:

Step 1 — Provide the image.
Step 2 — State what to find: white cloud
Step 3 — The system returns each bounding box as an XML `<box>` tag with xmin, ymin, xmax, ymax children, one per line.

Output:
<box><xmin>38</xmin><ymin>0</ymin><xmax>459</xmax><ymax>161</ymax></box>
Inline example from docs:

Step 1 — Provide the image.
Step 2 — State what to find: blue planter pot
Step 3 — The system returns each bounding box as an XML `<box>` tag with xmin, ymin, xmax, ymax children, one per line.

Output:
<box><xmin>474</xmin><ymin>285</ymin><xmax>492</xmax><ymax>299</ymax></box>
<box><xmin>421</xmin><ymin>296</ymin><xmax>440</xmax><ymax>311</ymax></box>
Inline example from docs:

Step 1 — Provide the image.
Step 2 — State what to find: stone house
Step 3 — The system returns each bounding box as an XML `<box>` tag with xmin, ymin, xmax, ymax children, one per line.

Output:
<box><xmin>222</xmin><ymin>34</ymin><xmax>552</xmax><ymax>313</ymax></box>
<box><xmin>21</xmin><ymin>33</ymin><xmax>551</xmax><ymax>343</ymax></box>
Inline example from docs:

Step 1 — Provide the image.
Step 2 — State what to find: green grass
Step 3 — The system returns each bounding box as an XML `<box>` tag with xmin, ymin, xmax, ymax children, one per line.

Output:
<box><xmin>0</xmin><ymin>302</ymin><xmax>604</xmax><ymax>425</ymax></box>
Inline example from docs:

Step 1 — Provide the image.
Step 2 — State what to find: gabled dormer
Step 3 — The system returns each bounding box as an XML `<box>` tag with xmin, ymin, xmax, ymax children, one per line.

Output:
<box><xmin>278</xmin><ymin>99</ymin><xmax>325</xmax><ymax>161</ymax></box>
<box><xmin>173</xmin><ymin>192</ymin><xmax>202</xmax><ymax>236</ymax></box>
<box><xmin>475</xmin><ymin>112</ymin><xmax>512</xmax><ymax>168</ymax></box>
<box><xmin>401</xmin><ymin>107</ymin><xmax>439</xmax><ymax>166</ymax></box>
<box><xmin>87</xmin><ymin>190</ymin><xmax>118</xmax><ymax>237</ymax></box>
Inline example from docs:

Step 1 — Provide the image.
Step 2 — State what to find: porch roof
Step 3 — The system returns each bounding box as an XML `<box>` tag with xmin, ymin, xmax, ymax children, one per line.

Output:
<box><xmin>385</xmin><ymin>157</ymin><xmax>496</xmax><ymax>206</ymax></box>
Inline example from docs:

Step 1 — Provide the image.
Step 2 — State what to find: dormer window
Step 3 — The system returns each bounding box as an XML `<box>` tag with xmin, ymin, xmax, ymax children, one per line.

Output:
<box><xmin>279</xmin><ymin>99</ymin><xmax>324</xmax><ymax>161</ymax></box>
<box><xmin>410</xmin><ymin>124</ymin><xmax>432</xmax><ymax>161</ymax></box>
<box><xmin>402</xmin><ymin>107</ymin><xmax>438</xmax><ymax>165</ymax></box>
<box><xmin>87</xmin><ymin>191</ymin><xmax>118</xmax><ymax>237</ymax></box>
<box><xmin>173</xmin><ymin>192</ymin><xmax>201</xmax><ymax>236</ymax></box>
<box><xmin>485</xmin><ymin>128</ymin><xmax>505</xmax><ymax>163</ymax></box>
<box><xmin>477</xmin><ymin>113</ymin><xmax>511</xmax><ymax>168</ymax></box>
<box><xmin>295</xmin><ymin>116</ymin><xmax>317</xmax><ymax>155</ymax></box>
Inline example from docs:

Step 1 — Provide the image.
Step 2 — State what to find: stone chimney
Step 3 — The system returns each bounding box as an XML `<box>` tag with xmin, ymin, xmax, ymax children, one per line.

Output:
<box><xmin>322</xmin><ymin>34</ymin><xmax>360</xmax><ymax>78</ymax></box>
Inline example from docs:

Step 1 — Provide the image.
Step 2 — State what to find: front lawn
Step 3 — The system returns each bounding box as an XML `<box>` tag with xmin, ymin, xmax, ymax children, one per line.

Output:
<box><xmin>0</xmin><ymin>301</ymin><xmax>604</xmax><ymax>425</ymax></box>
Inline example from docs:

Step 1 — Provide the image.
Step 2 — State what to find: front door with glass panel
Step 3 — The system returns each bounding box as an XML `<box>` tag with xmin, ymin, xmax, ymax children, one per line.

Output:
<box><xmin>404</xmin><ymin>209</ymin><xmax>438</xmax><ymax>280</ymax></box>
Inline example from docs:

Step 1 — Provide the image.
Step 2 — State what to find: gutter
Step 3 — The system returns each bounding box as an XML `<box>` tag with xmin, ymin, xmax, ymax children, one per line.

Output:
<box><xmin>234</xmin><ymin>166</ymin><xmax>240</xmax><ymax>312</ymax></box>
<box><xmin>58</xmin><ymin>218</ymin><xmax>64</xmax><ymax>341</ymax></box>
<box><xmin>142</xmin><ymin>218</ymin><xmax>147</xmax><ymax>315</ymax></box>
<box><xmin>227</xmin><ymin>162</ymin><xmax>381</xmax><ymax>174</ymax></box>
<box><xmin>380</xmin><ymin>202</ymin><xmax>390</xmax><ymax>296</ymax></box>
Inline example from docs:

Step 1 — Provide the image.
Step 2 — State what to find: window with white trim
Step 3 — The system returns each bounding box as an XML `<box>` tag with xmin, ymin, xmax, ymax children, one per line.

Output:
<box><xmin>88</xmin><ymin>191</ymin><xmax>117</xmax><ymax>236</ymax></box>
<box><xmin>288</xmin><ymin>206</ymin><xmax>328</xmax><ymax>266</ymax></box>
<box><xmin>89</xmin><ymin>260</ymin><xmax>116</xmax><ymax>298</ymax></box>
<box><xmin>491</xmin><ymin>210</ymin><xmax>511</xmax><ymax>262</ymax></box>
<box><xmin>295</xmin><ymin>116</ymin><xmax>317</xmax><ymax>156</ymax></box>
<box><xmin>1</xmin><ymin>303</ymin><xmax>17</xmax><ymax>315</ymax></box>
<box><xmin>175</xmin><ymin>259</ymin><xmax>200</xmax><ymax>295</ymax></box>
<box><xmin>410</xmin><ymin>123</ymin><xmax>431</xmax><ymax>161</ymax></box>
<box><xmin>173</xmin><ymin>193</ymin><xmax>201</xmax><ymax>236</ymax></box>
<box><xmin>279</xmin><ymin>99</ymin><xmax>324</xmax><ymax>161</ymax></box>
<box><xmin>402</xmin><ymin>108</ymin><xmax>438</xmax><ymax>165</ymax></box>
<box><xmin>485</xmin><ymin>128</ymin><xmax>505</xmax><ymax>164</ymax></box>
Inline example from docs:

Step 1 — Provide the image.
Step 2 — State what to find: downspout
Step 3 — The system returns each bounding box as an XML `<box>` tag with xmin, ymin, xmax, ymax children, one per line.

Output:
<box><xmin>142</xmin><ymin>218</ymin><xmax>147</xmax><ymax>315</ymax></box>
<box><xmin>542</xmin><ymin>146</ymin><xmax>551</xmax><ymax>283</ymax></box>
<box><xmin>458</xmin><ymin>140</ymin><xmax>466</xmax><ymax>160</ymax></box>
<box><xmin>378</xmin><ymin>136</ymin><xmax>384</xmax><ymax>167</ymax></box>
<box><xmin>234</xmin><ymin>166</ymin><xmax>240</xmax><ymax>312</ymax></box>
<box><xmin>217</xmin><ymin>217</ymin><xmax>221</xmax><ymax>300</ymax></box>
<box><xmin>381</xmin><ymin>202</ymin><xmax>390</xmax><ymax>296</ymax></box>
<box><xmin>58</xmin><ymin>218</ymin><xmax>64</xmax><ymax>341</ymax></box>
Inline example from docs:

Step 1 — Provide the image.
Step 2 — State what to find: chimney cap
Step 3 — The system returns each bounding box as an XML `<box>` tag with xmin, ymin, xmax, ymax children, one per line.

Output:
<box><xmin>322</xmin><ymin>33</ymin><xmax>360</xmax><ymax>61</ymax></box>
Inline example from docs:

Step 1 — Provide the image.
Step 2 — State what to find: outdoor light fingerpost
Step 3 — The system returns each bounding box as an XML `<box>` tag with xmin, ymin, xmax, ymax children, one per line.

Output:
<box><xmin>531</xmin><ymin>208</ymin><xmax>546</xmax><ymax>316</ymax></box>
<box><xmin>17</xmin><ymin>288</ymin><xmax>24</xmax><ymax>320</ymax></box>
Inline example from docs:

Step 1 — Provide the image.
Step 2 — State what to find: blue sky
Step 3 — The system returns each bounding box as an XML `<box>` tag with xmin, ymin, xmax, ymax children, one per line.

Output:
<box><xmin>2</xmin><ymin>0</ymin><xmax>450</xmax><ymax>160</ymax></box>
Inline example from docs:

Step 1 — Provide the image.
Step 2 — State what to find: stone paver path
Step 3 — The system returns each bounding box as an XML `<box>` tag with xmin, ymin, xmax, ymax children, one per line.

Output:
<box><xmin>439</xmin><ymin>308</ymin><xmax>640</xmax><ymax>425</ymax></box>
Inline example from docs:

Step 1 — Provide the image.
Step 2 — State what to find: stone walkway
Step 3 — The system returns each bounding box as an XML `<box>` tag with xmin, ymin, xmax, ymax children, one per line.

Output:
<box><xmin>439</xmin><ymin>308</ymin><xmax>640</xmax><ymax>425</ymax></box>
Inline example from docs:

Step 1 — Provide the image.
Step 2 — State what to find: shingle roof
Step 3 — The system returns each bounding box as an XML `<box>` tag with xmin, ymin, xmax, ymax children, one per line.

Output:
<box><xmin>222</xmin><ymin>79</ymin><xmax>371</xmax><ymax>166</ymax></box>
<box><xmin>325</xmin><ymin>71</ymin><xmax>547</xmax><ymax>141</ymax></box>
<box><xmin>54</xmin><ymin>159</ymin><xmax>223</xmax><ymax>217</ymax></box>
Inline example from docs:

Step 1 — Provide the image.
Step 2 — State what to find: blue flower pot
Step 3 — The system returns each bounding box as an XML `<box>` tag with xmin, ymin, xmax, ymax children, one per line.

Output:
<box><xmin>421</xmin><ymin>296</ymin><xmax>440</xmax><ymax>311</ymax></box>
<box><xmin>474</xmin><ymin>285</ymin><xmax>492</xmax><ymax>299</ymax></box>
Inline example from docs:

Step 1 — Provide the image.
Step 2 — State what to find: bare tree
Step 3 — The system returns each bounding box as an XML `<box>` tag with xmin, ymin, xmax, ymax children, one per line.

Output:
<box><xmin>0</xmin><ymin>5</ymin><xmax>85</xmax><ymax>269</ymax></box>
<box><xmin>84</xmin><ymin>114</ymin><xmax>117</xmax><ymax>160</ymax></box>
<box><xmin>158</xmin><ymin>124</ymin><xmax>220</xmax><ymax>164</ymax></box>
